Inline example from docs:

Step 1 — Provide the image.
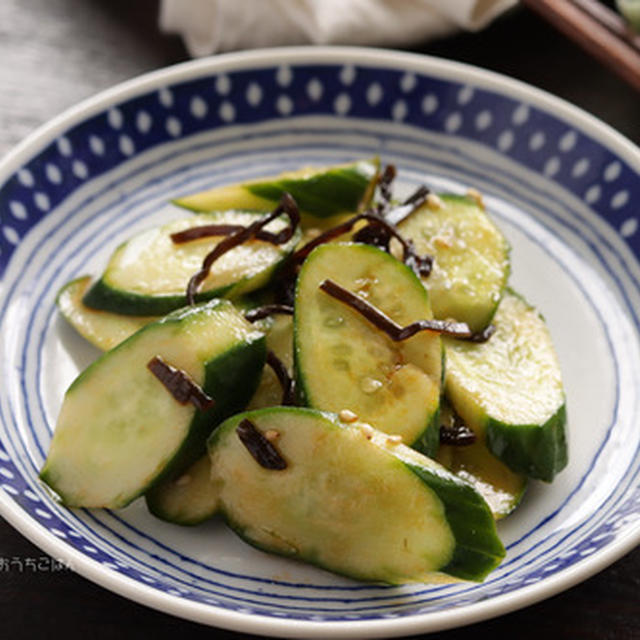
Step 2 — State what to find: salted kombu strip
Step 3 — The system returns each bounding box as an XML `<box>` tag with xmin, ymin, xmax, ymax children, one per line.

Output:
<box><xmin>170</xmin><ymin>224</ymin><xmax>246</xmax><ymax>243</ymax></box>
<box><xmin>265</xmin><ymin>351</ymin><xmax>296</xmax><ymax>406</ymax></box>
<box><xmin>319</xmin><ymin>279</ymin><xmax>496</xmax><ymax>343</ymax></box>
<box><xmin>291</xmin><ymin>209</ymin><xmax>432</xmax><ymax>277</ymax></box>
<box><xmin>243</xmin><ymin>304</ymin><xmax>294</xmax><ymax>323</ymax></box>
<box><xmin>318</xmin><ymin>279</ymin><xmax>472</xmax><ymax>341</ymax></box>
<box><xmin>464</xmin><ymin>323</ymin><xmax>496</xmax><ymax>343</ymax></box>
<box><xmin>440</xmin><ymin>412</ymin><xmax>477</xmax><ymax>446</ymax></box>
<box><xmin>147</xmin><ymin>355</ymin><xmax>215</xmax><ymax>412</ymax></box>
<box><xmin>172</xmin><ymin>194</ymin><xmax>300</xmax><ymax>305</ymax></box>
<box><xmin>236</xmin><ymin>418</ymin><xmax>287</xmax><ymax>470</ymax></box>
<box><xmin>374</xmin><ymin>164</ymin><xmax>397</xmax><ymax>215</ymax></box>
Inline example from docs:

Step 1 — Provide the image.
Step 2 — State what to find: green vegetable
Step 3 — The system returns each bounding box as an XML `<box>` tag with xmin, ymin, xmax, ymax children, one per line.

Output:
<box><xmin>397</xmin><ymin>194</ymin><xmax>510</xmax><ymax>332</ymax></box>
<box><xmin>57</xmin><ymin>276</ymin><xmax>158</xmax><ymax>351</ymax></box>
<box><xmin>83</xmin><ymin>210</ymin><xmax>300</xmax><ymax>316</ymax></box>
<box><xmin>618</xmin><ymin>0</ymin><xmax>640</xmax><ymax>31</ymax></box>
<box><xmin>435</xmin><ymin>403</ymin><xmax>527</xmax><ymax>519</ymax></box>
<box><xmin>40</xmin><ymin>300</ymin><xmax>265</xmax><ymax>508</ymax></box>
<box><xmin>173</xmin><ymin>159</ymin><xmax>380</xmax><ymax>220</ymax></box>
<box><xmin>145</xmin><ymin>455</ymin><xmax>220</xmax><ymax>525</ymax></box>
<box><xmin>208</xmin><ymin>407</ymin><xmax>505</xmax><ymax>583</ymax></box>
<box><xmin>247</xmin><ymin>314</ymin><xmax>294</xmax><ymax>410</ymax></box>
<box><xmin>294</xmin><ymin>242</ymin><xmax>442</xmax><ymax>454</ymax></box>
<box><xmin>146</xmin><ymin>312</ymin><xmax>295</xmax><ymax>525</ymax></box>
<box><xmin>445</xmin><ymin>290</ymin><xmax>567</xmax><ymax>482</ymax></box>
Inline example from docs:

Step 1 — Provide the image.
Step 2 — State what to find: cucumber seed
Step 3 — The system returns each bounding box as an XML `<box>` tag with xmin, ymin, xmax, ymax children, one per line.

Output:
<box><xmin>360</xmin><ymin>376</ymin><xmax>383</xmax><ymax>394</ymax></box>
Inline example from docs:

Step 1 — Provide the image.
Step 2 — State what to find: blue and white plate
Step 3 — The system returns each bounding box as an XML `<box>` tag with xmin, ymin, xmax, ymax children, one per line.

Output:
<box><xmin>1</xmin><ymin>47</ymin><xmax>639</xmax><ymax>638</ymax></box>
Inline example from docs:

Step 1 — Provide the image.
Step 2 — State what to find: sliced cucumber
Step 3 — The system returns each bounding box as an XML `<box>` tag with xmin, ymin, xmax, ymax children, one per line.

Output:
<box><xmin>294</xmin><ymin>243</ymin><xmax>442</xmax><ymax>454</ymax></box>
<box><xmin>397</xmin><ymin>194</ymin><xmax>510</xmax><ymax>332</ymax></box>
<box><xmin>173</xmin><ymin>159</ymin><xmax>379</xmax><ymax>219</ymax></box>
<box><xmin>435</xmin><ymin>404</ymin><xmax>527</xmax><ymax>519</ymax></box>
<box><xmin>146</xmin><ymin>312</ymin><xmax>294</xmax><ymax>526</ymax></box>
<box><xmin>40</xmin><ymin>299</ymin><xmax>266</xmax><ymax>508</ymax></box>
<box><xmin>57</xmin><ymin>276</ymin><xmax>158</xmax><ymax>351</ymax></box>
<box><xmin>208</xmin><ymin>407</ymin><xmax>505</xmax><ymax>583</ymax></box>
<box><xmin>145</xmin><ymin>455</ymin><xmax>220</xmax><ymax>525</ymax></box>
<box><xmin>83</xmin><ymin>210</ymin><xmax>300</xmax><ymax>316</ymax></box>
<box><xmin>445</xmin><ymin>290</ymin><xmax>567</xmax><ymax>482</ymax></box>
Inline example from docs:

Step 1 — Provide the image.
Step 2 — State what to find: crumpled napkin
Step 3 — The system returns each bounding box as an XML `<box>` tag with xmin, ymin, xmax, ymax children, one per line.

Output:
<box><xmin>160</xmin><ymin>0</ymin><xmax>517</xmax><ymax>57</ymax></box>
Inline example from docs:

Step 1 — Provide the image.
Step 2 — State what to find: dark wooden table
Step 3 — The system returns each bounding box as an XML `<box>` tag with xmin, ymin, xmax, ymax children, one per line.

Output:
<box><xmin>1</xmin><ymin>1</ymin><xmax>639</xmax><ymax>638</ymax></box>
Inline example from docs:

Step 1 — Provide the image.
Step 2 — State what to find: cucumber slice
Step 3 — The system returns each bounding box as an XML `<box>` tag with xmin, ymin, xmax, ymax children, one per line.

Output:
<box><xmin>146</xmin><ymin>313</ymin><xmax>295</xmax><ymax>525</ymax></box>
<box><xmin>145</xmin><ymin>455</ymin><xmax>220</xmax><ymax>525</ymax></box>
<box><xmin>294</xmin><ymin>243</ymin><xmax>442</xmax><ymax>454</ymax></box>
<box><xmin>173</xmin><ymin>159</ymin><xmax>379</xmax><ymax>219</ymax></box>
<box><xmin>445</xmin><ymin>290</ymin><xmax>567</xmax><ymax>482</ymax></box>
<box><xmin>83</xmin><ymin>210</ymin><xmax>301</xmax><ymax>316</ymax></box>
<box><xmin>40</xmin><ymin>299</ymin><xmax>266</xmax><ymax>508</ymax></box>
<box><xmin>435</xmin><ymin>404</ymin><xmax>527</xmax><ymax>519</ymax></box>
<box><xmin>208</xmin><ymin>407</ymin><xmax>505</xmax><ymax>583</ymax></box>
<box><xmin>397</xmin><ymin>194</ymin><xmax>510</xmax><ymax>332</ymax></box>
<box><xmin>57</xmin><ymin>276</ymin><xmax>159</xmax><ymax>351</ymax></box>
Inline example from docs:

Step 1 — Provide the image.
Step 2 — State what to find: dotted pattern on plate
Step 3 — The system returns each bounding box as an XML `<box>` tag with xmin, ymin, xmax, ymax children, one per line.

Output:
<box><xmin>0</xmin><ymin>62</ymin><xmax>639</xmax><ymax>622</ymax></box>
<box><xmin>1</xmin><ymin>65</ymin><xmax>638</xmax><ymax>270</ymax></box>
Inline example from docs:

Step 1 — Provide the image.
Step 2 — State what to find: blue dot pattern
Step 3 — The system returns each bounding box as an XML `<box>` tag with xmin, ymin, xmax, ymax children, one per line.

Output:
<box><xmin>1</xmin><ymin>65</ymin><xmax>638</xmax><ymax>270</ymax></box>
<box><xmin>0</xmin><ymin>62</ymin><xmax>639</xmax><ymax>623</ymax></box>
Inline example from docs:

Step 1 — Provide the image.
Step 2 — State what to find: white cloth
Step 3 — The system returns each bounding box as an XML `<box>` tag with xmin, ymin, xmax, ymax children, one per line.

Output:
<box><xmin>160</xmin><ymin>0</ymin><xmax>517</xmax><ymax>57</ymax></box>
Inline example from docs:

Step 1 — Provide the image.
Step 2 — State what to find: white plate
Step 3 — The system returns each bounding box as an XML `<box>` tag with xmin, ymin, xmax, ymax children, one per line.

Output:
<box><xmin>1</xmin><ymin>47</ymin><xmax>639</xmax><ymax>638</ymax></box>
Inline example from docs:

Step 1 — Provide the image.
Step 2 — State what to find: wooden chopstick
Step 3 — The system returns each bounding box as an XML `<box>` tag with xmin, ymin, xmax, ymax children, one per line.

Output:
<box><xmin>522</xmin><ymin>0</ymin><xmax>640</xmax><ymax>92</ymax></box>
<box><xmin>573</xmin><ymin>0</ymin><xmax>640</xmax><ymax>43</ymax></box>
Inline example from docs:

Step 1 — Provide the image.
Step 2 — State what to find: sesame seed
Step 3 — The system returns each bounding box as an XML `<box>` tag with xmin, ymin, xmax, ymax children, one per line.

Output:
<box><xmin>433</xmin><ymin>234</ymin><xmax>453</xmax><ymax>249</ymax></box>
<box><xmin>359</xmin><ymin>423</ymin><xmax>375</xmax><ymax>440</ymax></box>
<box><xmin>466</xmin><ymin>187</ymin><xmax>485</xmax><ymax>209</ymax></box>
<box><xmin>339</xmin><ymin>409</ymin><xmax>359</xmax><ymax>423</ymax></box>
<box><xmin>426</xmin><ymin>193</ymin><xmax>444</xmax><ymax>210</ymax></box>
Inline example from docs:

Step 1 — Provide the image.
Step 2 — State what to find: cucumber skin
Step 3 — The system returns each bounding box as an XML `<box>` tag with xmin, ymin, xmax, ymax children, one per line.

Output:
<box><xmin>82</xmin><ymin>278</ymin><xmax>234</xmax><ymax>317</ymax></box>
<box><xmin>175</xmin><ymin>159</ymin><xmax>379</xmax><ymax>218</ymax></box>
<box><xmin>406</xmin><ymin>462</ymin><xmax>505</xmax><ymax>581</ymax></box>
<box><xmin>208</xmin><ymin>407</ymin><xmax>504</xmax><ymax>583</ymax></box>
<box><xmin>248</xmin><ymin>161</ymin><xmax>378</xmax><ymax>218</ymax></box>
<box><xmin>411</xmin><ymin>405</ymin><xmax>441</xmax><ymax>459</ymax></box>
<box><xmin>486</xmin><ymin>404</ymin><xmax>567</xmax><ymax>483</ymax></box>
<box><xmin>152</xmin><ymin>337</ymin><xmax>267</xmax><ymax>488</ymax></box>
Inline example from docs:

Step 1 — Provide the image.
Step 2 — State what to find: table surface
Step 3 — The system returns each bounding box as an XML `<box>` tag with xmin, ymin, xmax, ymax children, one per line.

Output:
<box><xmin>1</xmin><ymin>1</ymin><xmax>639</xmax><ymax>638</ymax></box>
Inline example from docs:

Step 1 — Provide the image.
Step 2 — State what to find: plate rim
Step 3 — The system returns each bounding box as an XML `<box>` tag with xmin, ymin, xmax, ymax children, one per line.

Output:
<box><xmin>1</xmin><ymin>46</ymin><xmax>639</xmax><ymax>183</ymax></box>
<box><xmin>1</xmin><ymin>45</ymin><xmax>639</xmax><ymax>638</ymax></box>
